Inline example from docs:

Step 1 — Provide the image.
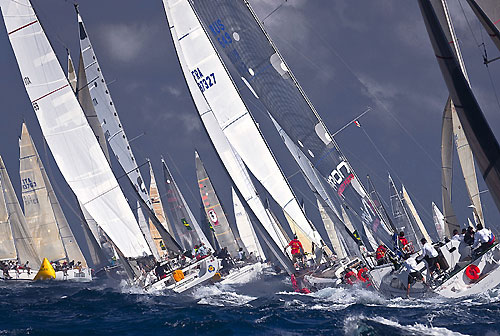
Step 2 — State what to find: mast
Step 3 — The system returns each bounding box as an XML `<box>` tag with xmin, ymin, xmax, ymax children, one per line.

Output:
<box><xmin>0</xmin><ymin>0</ymin><xmax>151</xmax><ymax>258</ymax></box>
<box><xmin>419</xmin><ymin>0</ymin><xmax>500</xmax><ymax>217</ymax></box>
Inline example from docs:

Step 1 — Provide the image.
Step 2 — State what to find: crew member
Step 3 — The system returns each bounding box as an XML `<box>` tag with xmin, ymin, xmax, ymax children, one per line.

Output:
<box><xmin>398</xmin><ymin>231</ymin><xmax>409</xmax><ymax>247</ymax></box>
<box><xmin>464</xmin><ymin>227</ymin><xmax>475</xmax><ymax>246</ymax></box>
<box><xmin>285</xmin><ymin>235</ymin><xmax>304</xmax><ymax>267</ymax></box>
<box><xmin>404</xmin><ymin>255</ymin><xmax>426</xmax><ymax>298</ymax></box>
<box><xmin>472</xmin><ymin>224</ymin><xmax>496</xmax><ymax>255</ymax></box>
<box><xmin>417</xmin><ymin>238</ymin><xmax>441</xmax><ymax>276</ymax></box>
<box><xmin>375</xmin><ymin>244</ymin><xmax>388</xmax><ymax>265</ymax></box>
<box><xmin>451</xmin><ymin>229</ymin><xmax>462</xmax><ymax>242</ymax></box>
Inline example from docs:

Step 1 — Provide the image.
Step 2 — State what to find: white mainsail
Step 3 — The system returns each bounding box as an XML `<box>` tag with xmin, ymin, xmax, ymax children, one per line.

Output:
<box><xmin>432</xmin><ymin>202</ymin><xmax>446</xmax><ymax>241</ymax></box>
<box><xmin>232</xmin><ymin>187</ymin><xmax>264</xmax><ymax>259</ymax></box>
<box><xmin>401</xmin><ymin>185</ymin><xmax>432</xmax><ymax>243</ymax></box>
<box><xmin>0</xmin><ymin>156</ymin><xmax>40</xmax><ymax>268</ymax></box>
<box><xmin>162</xmin><ymin>0</ymin><xmax>325</xmax><ymax>252</ymax></box>
<box><xmin>0</xmin><ymin>0</ymin><xmax>150</xmax><ymax>258</ymax></box>
<box><xmin>20</xmin><ymin>123</ymin><xmax>87</xmax><ymax>266</ymax></box>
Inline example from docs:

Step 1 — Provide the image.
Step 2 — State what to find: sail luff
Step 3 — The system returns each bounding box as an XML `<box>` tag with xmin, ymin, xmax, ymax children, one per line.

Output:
<box><xmin>0</xmin><ymin>0</ymin><xmax>151</xmax><ymax>258</ymax></box>
<box><xmin>419</xmin><ymin>0</ymin><xmax>500</xmax><ymax>218</ymax></box>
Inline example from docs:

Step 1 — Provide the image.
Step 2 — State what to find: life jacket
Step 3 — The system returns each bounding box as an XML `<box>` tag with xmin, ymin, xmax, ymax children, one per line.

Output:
<box><xmin>375</xmin><ymin>245</ymin><xmax>387</xmax><ymax>260</ymax></box>
<box><xmin>398</xmin><ymin>236</ymin><xmax>408</xmax><ymax>246</ymax></box>
<box><xmin>289</xmin><ymin>239</ymin><xmax>302</xmax><ymax>255</ymax></box>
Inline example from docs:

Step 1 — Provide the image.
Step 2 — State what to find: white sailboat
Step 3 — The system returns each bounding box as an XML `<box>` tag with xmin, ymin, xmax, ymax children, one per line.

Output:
<box><xmin>20</xmin><ymin>122</ymin><xmax>91</xmax><ymax>281</ymax></box>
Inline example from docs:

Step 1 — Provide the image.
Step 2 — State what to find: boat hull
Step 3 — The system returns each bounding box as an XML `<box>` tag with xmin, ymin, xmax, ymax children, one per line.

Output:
<box><xmin>220</xmin><ymin>262</ymin><xmax>263</xmax><ymax>285</ymax></box>
<box><xmin>54</xmin><ymin>268</ymin><xmax>93</xmax><ymax>282</ymax></box>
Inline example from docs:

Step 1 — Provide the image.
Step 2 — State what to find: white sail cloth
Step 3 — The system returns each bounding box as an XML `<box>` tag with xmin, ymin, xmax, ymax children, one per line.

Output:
<box><xmin>162</xmin><ymin>0</ymin><xmax>324</xmax><ymax>249</ymax></box>
<box><xmin>0</xmin><ymin>0</ymin><xmax>150</xmax><ymax>258</ymax></box>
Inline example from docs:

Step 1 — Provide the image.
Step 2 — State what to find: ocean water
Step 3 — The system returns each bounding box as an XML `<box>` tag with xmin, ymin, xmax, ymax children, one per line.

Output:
<box><xmin>1</xmin><ymin>270</ymin><xmax>499</xmax><ymax>336</ymax></box>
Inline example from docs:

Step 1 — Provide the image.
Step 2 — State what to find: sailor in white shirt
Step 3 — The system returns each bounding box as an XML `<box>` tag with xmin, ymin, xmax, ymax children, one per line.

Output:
<box><xmin>417</xmin><ymin>238</ymin><xmax>441</xmax><ymax>274</ymax></box>
<box><xmin>404</xmin><ymin>256</ymin><xmax>425</xmax><ymax>297</ymax></box>
<box><xmin>451</xmin><ymin>229</ymin><xmax>463</xmax><ymax>242</ymax></box>
<box><xmin>472</xmin><ymin>224</ymin><xmax>495</xmax><ymax>255</ymax></box>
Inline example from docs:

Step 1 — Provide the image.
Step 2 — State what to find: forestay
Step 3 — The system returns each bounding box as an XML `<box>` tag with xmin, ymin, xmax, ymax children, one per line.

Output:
<box><xmin>0</xmin><ymin>156</ymin><xmax>40</xmax><ymax>268</ymax></box>
<box><xmin>0</xmin><ymin>0</ymin><xmax>150</xmax><ymax>258</ymax></box>
<box><xmin>190</xmin><ymin>0</ymin><xmax>391</xmax><ymax>249</ymax></box>
<box><xmin>163</xmin><ymin>0</ymin><xmax>324</xmax><ymax>250</ymax></box>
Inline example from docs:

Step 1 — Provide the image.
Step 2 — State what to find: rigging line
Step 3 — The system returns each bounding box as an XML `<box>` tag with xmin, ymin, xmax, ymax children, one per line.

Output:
<box><xmin>261</xmin><ymin>0</ymin><xmax>288</xmax><ymax>24</ymax></box>
<box><xmin>165</xmin><ymin>152</ymin><xmax>200</xmax><ymax>208</ymax></box>
<box><xmin>272</xmin><ymin>14</ymin><xmax>441</xmax><ymax>169</ymax></box>
<box><xmin>359</xmin><ymin>125</ymin><xmax>434</xmax><ymax>222</ymax></box>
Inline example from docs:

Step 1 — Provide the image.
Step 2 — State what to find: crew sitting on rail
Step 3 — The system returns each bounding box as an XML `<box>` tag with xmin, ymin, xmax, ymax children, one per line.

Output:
<box><xmin>472</xmin><ymin>224</ymin><xmax>496</xmax><ymax>256</ymax></box>
<box><xmin>417</xmin><ymin>238</ymin><xmax>441</xmax><ymax>277</ymax></box>
<box><xmin>285</xmin><ymin>235</ymin><xmax>304</xmax><ymax>268</ymax></box>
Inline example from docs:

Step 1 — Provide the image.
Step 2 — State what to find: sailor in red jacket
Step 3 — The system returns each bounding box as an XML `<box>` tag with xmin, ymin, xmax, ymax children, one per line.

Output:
<box><xmin>285</xmin><ymin>235</ymin><xmax>304</xmax><ymax>265</ymax></box>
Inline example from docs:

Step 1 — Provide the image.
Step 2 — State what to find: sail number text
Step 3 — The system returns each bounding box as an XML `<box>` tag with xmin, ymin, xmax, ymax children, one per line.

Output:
<box><xmin>209</xmin><ymin>19</ymin><xmax>232</xmax><ymax>49</ymax></box>
<box><xmin>21</xmin><ymin>178</ymin><xmax>37</xmax><ymax>190</ymax></box>
<box><xmin>191</xmin><ymin>68</ymin><xmax>216</xmax><ymax>93</ymax></box>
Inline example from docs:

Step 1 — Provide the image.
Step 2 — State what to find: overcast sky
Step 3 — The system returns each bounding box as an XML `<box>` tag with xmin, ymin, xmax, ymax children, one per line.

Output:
<box><xmin>0</xmin><ymin>0</ymin><xmax>499</xmax><ymax>258</ymax></box>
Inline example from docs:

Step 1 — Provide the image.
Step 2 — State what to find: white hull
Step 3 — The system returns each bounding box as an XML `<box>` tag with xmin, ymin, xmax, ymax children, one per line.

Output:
<box><xmin>434</xmin><ymin>244</ymin><xmax>500</xmax><ymax>298</ymax></box>
<box><xmin>146</xmin><ymin>257</ymin><xmax>220</xmax><ymax>293</ymax></box>
<box><xmin>54</xmin><ymin>268</ymin><xmax>93</xmax><ymax>282</ymax></box>
<box><xmin>371</xmin><ymin>241</ymin><xmax>500</xmax><ymax>298</ymax></box>
<box><xmin>220</xmin><ymin>262</ymin><xmax>263</xmax><ymax>285</ymax></box>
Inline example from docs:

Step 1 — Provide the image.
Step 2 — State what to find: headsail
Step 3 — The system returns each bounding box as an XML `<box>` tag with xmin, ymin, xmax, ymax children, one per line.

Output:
<box><xmin>0</xmin><ymin>160</ymin><xmax>17</xmax><ymax>261</ymax></box>
<box><xmin>20</xmin><ymin>123</ymin><xmax>87</xmax><ymax>266</ymax></box>
<box><xmin>162</xmin><ymin>158</ymin><xmax>211</xmax><ymax>252</ymax></box>
<box><xmin>195</xmin><ymin>151</ymin><xmax>239</xmax><ymax>257</ymax></box>
<box><xmin>0</xmin><ymin>156</ymin><xmax>40</xmax><ymax>268</ymax></box>
<box><xmin>148</xmin><ymin>162</ymin><xmax>170</xmax><ymax>258</ymax></box>
<box><xmin>401</xmin><ymin>185</ymin><xmax>432</xmax><ymax>243</ymax></box>
<box><xmin>0</xmin><ymin>0</ymin><xmax>150</xmax><ymax>258</ymax></box>
<box><xmin>432</xmin><ymin>202</ymin><xmax>446</xmax><ymax>241</ymax></box>
<box><xmin>389</xmin><ymin>175</ymin><xmax>419</xmax><ymax>248</ymax></box>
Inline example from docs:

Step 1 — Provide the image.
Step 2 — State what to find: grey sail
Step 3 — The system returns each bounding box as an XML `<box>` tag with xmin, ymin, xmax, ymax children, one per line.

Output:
<box><xmin>466</xmin><ymin>0</ymin><xmax>500</xmax><ymax>53</ymax></box>
<box><xmin>20</xmin><ymin>123</ymin><xmax>67</xmax><ymax>262</ymax></box>
<box><xmin>162</xmin><ymin>159</ymin><xmax>210</xmax><ymax>252</ymax></box>
<box><xmin>0</xmin><ymin>160</ymin><xmax>17</xmax><ymax>261</ymax></box>
<box><xmin>419</xmin><ymin>0</ymin><xmax>500</xmax><ymax>216</ymax></box>
<box><xmin>389</xmin><ymin>175</ymin><xmax>419</xmax><ymax>248</ymax></box>
<box><xmin>190</xmin><ymin>0</ymin><xmax>392</xmax><ymax>249</ymax></box>
<box><xmin>21</xmin><ymin>123</ymin><xmax>87</xmax><ymax>266</ymax></box>
<box><xmin>195</xmin><ymin>151</ymin><xmax>240</xmax><ymax>257</ymax></box>
<box><xmin>0</xmin><ymin>156</ymin><xmax>40</xmax><ymax>268</ymax></box>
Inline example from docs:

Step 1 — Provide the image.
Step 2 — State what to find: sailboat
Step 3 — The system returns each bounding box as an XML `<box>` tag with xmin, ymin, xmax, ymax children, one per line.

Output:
<box><xmin>19</xmin><ymin>123</ymin><xmax>91</xmax><ymax>281</ymax></box>
<box><xmin>144</xmin><ymin>158</ymin><xmax>220</xmax><ymax>293</ymax></box>
<box><xmin>371</xmin><ymin>0</ymin><xmax>500</xmax><ymax>298</ymax></box>
<box><xmin>0</xmin><ymin>155</ymin><xmax>40</xmax><ymax>280</ymax></box>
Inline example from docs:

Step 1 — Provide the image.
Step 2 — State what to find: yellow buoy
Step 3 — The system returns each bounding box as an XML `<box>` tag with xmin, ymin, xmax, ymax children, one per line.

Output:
<box><xmin>33</xmin><ymin>258</ymin><xmax>56</xmax><ymax>281</ymax></box>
